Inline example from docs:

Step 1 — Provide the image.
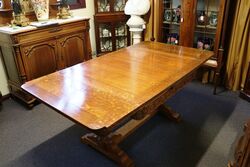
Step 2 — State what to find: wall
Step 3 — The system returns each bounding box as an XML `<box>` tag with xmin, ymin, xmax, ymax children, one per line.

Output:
<box><xmin>71</xmin><ymin>0</ymin><xmax>96</xmax><ymax>55</ymax></box>
<box><xmin>0</xmin><ymin>0</ymin><xmax>96</xmax><ymax>96</ymax></box>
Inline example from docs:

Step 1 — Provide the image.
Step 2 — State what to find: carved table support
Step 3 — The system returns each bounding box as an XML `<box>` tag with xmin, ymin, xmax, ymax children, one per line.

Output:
<box><xmin>158</xmin><ymin>104</ymin><xmax>181</xmax><ymax>122</ymax></box>
<box><xmin>82</xmin><ymin>133</ymin><xmax>135</xmax><ymax>167</ymax></box>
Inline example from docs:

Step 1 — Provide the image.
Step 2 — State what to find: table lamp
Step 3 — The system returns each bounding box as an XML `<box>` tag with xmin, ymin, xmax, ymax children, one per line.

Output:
<box><xmin>124</xmin><ymin>0</ymin><xmax>150</xmax><ymax>44</ymax></box>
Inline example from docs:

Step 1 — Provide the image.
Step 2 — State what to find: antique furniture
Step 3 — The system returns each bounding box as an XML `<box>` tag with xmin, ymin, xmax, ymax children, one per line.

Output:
<box><xmin>240</xmin><ymin>62</ymin><xmax>250</xmax><ymax>102</ymax></box>
<box><xmin>94</xmin><ymin>0</ymin><xmax>130</xmax><ymax>55</ymax></box>
<box><xmin>158</xmin><ymin>0</ymin><xmax>230</xmax><ymax>94</ymax></box>
<box><xmin>228</xmin><ymin>119</ymin><xmax>250</xmax><ymax>167</ymax></box>
<box><xmin>22</xmin><ymin>41</ymin><xmax>213</xmax><ymax>166</ymax></box>
<box><xmin>0</xmin><ymin>17</ymin><xmax>92</xmax><ymax>107</ymax></box>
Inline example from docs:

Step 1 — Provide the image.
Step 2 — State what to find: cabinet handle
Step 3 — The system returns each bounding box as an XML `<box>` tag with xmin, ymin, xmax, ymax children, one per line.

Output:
<box><xmin>49</xmin><ymin>28</ymin><xmax>63</xmax><ymax>33</ymax></box>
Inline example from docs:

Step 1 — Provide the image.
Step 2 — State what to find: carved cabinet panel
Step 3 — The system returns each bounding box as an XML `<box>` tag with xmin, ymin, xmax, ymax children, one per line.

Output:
<box><xmin>0</xmin><ymin>19</ymin><xmax>92</xmax><ymax>107</ymax></box>
<box><xmin>21</xmin><ymin>41</ymin><xmax>58</xmax><ymax>80</ymax></box>
<box><xmin>58</xmin><ymin>33</ymin><xmax>86</xmax><ymax>68</ymax></box>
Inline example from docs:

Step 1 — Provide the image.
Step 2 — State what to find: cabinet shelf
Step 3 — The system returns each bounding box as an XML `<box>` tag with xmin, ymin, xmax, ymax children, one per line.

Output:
<box><xmin>163</xmin><ymin>21</ymin><xmax>180</xmax><ymax>25</ymax></box>
<box><xmin>0</xmin><ymin>9</ymin><xmax>13</xmax><ymax>12</ymax></box>
<box><xmin>100</xmin><ymin>36</ymin><xmax>112</xmax><ymax>38</ymax></box>
<box><xmin>116</xmin><ymin>35</ymin><xmax>127</xmax><ymax>37</ymax></box>
<box><xmin>196</xmin><ymin>25</ymin><xmax>217</xmax><ymax>29</ymax></box>
<box><xmin>194</xmin><ymin>31</ymin><xmax>216</xmax><ymax>35</ymax></box>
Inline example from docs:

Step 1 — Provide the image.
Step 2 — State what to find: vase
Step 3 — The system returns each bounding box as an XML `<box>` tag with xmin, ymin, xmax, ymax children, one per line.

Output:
<box><xmin>31</xmin><ymin>0</ymin><xmax>49</xmax><ymax>21</ymax></box>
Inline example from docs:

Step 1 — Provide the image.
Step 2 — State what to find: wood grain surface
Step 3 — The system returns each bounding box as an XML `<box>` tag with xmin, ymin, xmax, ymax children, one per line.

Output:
<box><xmin>22</xmin><ymin>41</ymin><xmax>213</xmax><ymax>131</ymax></box>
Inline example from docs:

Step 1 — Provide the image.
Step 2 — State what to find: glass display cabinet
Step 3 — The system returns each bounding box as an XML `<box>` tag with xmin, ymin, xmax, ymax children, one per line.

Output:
<box><xmin>159</xmin><ymin>0</ymin><xmax>227</xmax><ymax>52</ymax></box>
<box><xmin>159</xmin><ymin>0</ymin><xmax>229</xmax><ymax>93</ymax></box>
<box><xmin>94</xmin><ymin>0</ymin><xmax>130</xmax><ymax>55</ymax></box>
<box><xmin>160</xmin><ymin>0</ymin><xmax>182</xmax><ymax>45</ymax></box>
<box><xmin>194</xmin><ymin>0</ymin><xmax>220</xmax><ymax>52</ymax></box>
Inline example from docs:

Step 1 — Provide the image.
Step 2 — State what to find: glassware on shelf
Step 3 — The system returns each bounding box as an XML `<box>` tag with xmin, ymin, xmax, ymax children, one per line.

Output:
<box><xmin>101</xmin><ymin>39</ymin><xmax>112</xmax><ymax>52</ymax></box>
<box><xmin>173</xmin><ymin>5</ymin><xmax>181</xmax><ymax>23</ymax></box>
<box><xmin>99</xmin><ymin>25</ymin><xmax>111</xmax><ymax>37</ymax></box>
<box><xmin>197</xmin><ymin>37</ymin><xmax>214</xmax><ymax>50</ymax></box>
<box><xmin>164</xmin><ymin>9</ymin><xmax>172</xmax><ymax>22</ymax></box>
<box><xmin>167</xmin><ymin>33</ymin><xmax>179</xmax><ymax>45</ymax></box>
<box><xmin>116</xmin><ymin>38</ymin><xmax>126</xmax><ymax>49</ymax></box>
<box><xmin>197</xmin><ymin>10</ymin><xmax>208</xmax><ymax>25</ymax></box>
<box><xmin>115</xmin><ymin>24</ymin><xmax>126</xmax><ymax>36</ymax></box>
<box><xmin>209</xmin><ymin>11</ymin><xmax>218</xmax><ymax>27</ymax></box>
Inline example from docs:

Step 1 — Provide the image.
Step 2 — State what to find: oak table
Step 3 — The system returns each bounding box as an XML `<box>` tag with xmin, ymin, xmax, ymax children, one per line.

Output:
<box><xmin>22</xmin><ymin>42</ymin><xmax>213</xmax><ymax>167</ymax></box>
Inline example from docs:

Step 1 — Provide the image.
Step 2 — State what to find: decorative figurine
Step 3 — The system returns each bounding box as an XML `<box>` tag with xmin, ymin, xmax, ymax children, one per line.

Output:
<box><xmin>57</xmin><ymin>0</ymin><xmax>72</xmax><ymax>19</ymax></box>
<box><xmin>209</xmin><ymin>11</ymin><xmax>218</xmax><ymax>27</ymax></box>
<box><xmin>11</xmin><ymin>0</ymin><xmax>30</xmax><ymax>27</ymax></box>
<box><xmin>174</xmin><ymin>5</ymin><xmax>181</xmax><ymax>23</ymax></box>
<box><xmin>164</xmin><ymin>9</ymin><xmax>172</xmax><ymax>22</ymax></box>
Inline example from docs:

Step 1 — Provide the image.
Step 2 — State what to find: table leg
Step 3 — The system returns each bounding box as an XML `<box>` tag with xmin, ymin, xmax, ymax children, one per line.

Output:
<box><xmin>81</xmin><ymin>133</ymin><xmax>135</xmax><ymax>167</ymax></box>
<box><xmin>158</xmin><ymin>104</ymin><xmax>181</xmax><ymax>122</ymax></box>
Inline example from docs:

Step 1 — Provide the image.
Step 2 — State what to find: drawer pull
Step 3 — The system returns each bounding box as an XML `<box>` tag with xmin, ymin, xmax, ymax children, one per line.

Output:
<box><xmin>49</xmin><ymin>28</ymin><xmax>63</xmax><ymax>33</ymax></box>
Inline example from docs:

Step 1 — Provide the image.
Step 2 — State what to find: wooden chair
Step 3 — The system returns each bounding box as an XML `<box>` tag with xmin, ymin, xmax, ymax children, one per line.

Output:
<box><xmin>203</xmin><ymin>48</ymin><xmax>224</xmax><ymax>94</ymax></box>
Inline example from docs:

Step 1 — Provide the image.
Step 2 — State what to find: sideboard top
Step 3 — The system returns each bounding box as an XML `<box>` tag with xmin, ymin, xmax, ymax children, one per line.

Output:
<box><xmin>0</xmin><ymin>16</ymin><xmax>90</xmax><ymax>35</ymax></box>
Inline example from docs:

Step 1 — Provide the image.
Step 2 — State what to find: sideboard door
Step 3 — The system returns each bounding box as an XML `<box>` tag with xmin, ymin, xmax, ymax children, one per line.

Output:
<box><xmin>20</xmin><ymin>40</ymin><xmax>58</xmax><ymax>80</ymax></box>
<box><xmin>58</xmin><ymin>32</ymin><xmax>86</xmax><ymax>68</ymax></box>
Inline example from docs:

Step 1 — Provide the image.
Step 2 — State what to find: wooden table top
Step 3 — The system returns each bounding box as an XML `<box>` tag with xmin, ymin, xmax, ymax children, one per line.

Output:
<box><xmin>22</xmin><ymin>42</ymin><xmax>213</xmax><ymax>131</ymax></box>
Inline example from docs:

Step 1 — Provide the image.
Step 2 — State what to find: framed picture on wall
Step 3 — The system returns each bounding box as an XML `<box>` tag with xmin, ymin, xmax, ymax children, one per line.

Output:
<box><xmin>57</xmin><ymin>0</ymin><xmax>86</xmax><ymax>9</ymax></box>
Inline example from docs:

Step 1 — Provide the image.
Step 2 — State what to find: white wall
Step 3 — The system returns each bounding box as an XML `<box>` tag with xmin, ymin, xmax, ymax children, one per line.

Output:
<box><xmin>0</xmin><ymin>0</ymin><xmax>96</xmax><ymax>96</ymax></box>
<box><xmin>71</xmin><ymin>0</ymin><xmax>96</xmax><ymax>55</ymax></box>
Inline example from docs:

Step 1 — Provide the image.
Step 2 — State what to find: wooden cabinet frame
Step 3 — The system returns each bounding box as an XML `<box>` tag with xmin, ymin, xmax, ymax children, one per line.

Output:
<box><xmin>0</xmin><ymin>19</ymin><xmax>92</xmax><ymax>107</ymax></box>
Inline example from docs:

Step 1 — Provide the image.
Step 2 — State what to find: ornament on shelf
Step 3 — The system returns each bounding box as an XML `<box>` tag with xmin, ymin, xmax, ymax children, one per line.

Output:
<box><xmin>209</xmin><ymin>11</ymin><xmax>218</xmax><ymax>27</ymax></box>
<box><xmin>31</xmin><ymin>0</ymin><xmax>49</xmax><ymax>21</ymax></box>
<box><xmin>11</xmin><ymin>0</ymin><xmax>30</xmax><ymax>27</ymax></box>
<box><xmin>197</xmin><ymin>10</ymin><xmax>208</xmax><ymax>25</ymax></box>
<box><xmin>57</xmin><ymin>0</ymin><xmax>72</xmax><ymax>19</ymax></box>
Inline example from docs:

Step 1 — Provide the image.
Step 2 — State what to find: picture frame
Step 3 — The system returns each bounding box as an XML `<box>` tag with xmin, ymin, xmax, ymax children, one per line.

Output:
<box><xmin>57</xmin><ymin>0</ymin><xmax>86</xmax><ymax>9</ymax></box>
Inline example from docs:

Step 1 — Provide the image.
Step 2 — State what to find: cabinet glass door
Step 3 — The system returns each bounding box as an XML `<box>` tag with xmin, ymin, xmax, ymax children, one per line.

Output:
<box><xmin>161</xmin><ymin>0</ymin><xmax>182</xmax><ymax>45</ymax></box>
<box><xmin>194</xmin><ymin>0</ymin><xmax>220</xmax><ymax>51</ymax></box>
<box><xmin>97</xmin><ymin>0</ymin><xmax>111</xmax><ymax>12</ymax></box>
<box><xmin>99</xmin><ymin>23</ymin><xmax>112</xmax><ymax>52</ymax></box>
<box><xmin>115</xmin><ymin>22</ymin><xmax>128</xmax><ymax>50</ymax></box>
<box><xmin>114</xmin><ymin>0</ymin><xmax>126</xmax><ymax>12</ymax></box>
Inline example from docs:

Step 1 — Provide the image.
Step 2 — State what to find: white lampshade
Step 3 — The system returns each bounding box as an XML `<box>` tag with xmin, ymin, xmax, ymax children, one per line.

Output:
<box><xmin>124</xmin><ymin>0</ymin><xmax>150</xmax><ymax>16</ymax></box>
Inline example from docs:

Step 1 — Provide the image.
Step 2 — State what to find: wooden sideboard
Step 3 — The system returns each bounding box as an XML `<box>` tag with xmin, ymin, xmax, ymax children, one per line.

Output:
<box><xmin>229</xmin><ymin>119</ymin><xmax>250</xmax><ymax>167</ymax></box>
<box><xmin>0</xmin><ymin>18</ymin><xmax>92</xmax><ymax>107</ymax></box>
